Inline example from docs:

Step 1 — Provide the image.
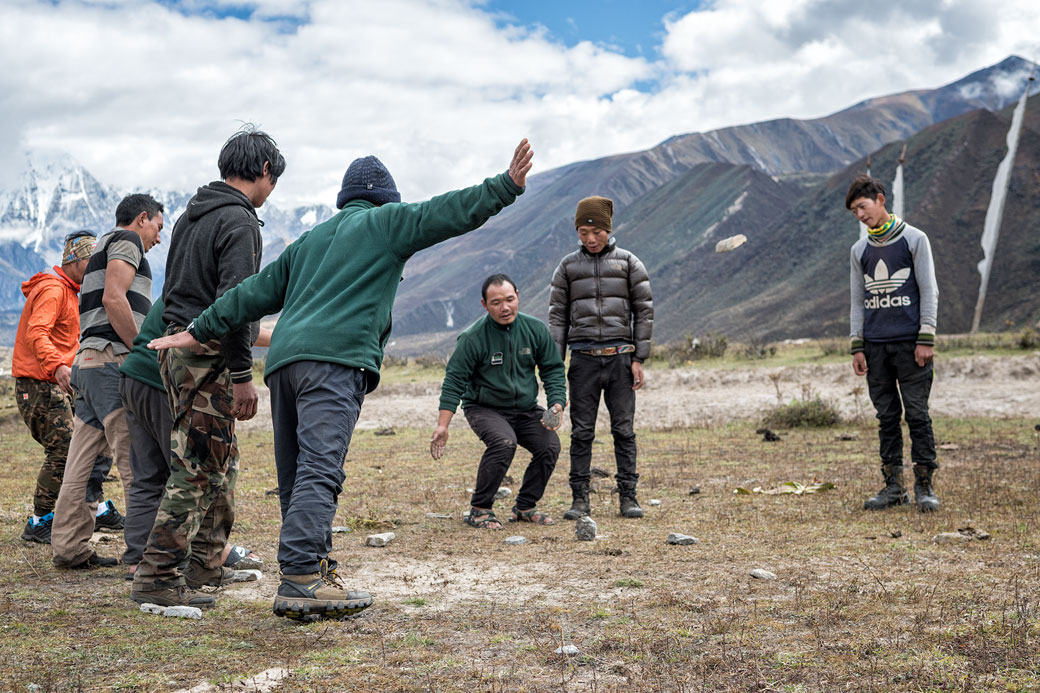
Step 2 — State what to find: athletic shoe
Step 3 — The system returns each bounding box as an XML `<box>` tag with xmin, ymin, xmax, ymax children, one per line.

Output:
<box><xmin>21</xmin><ymin>513</ymin><xmax>53</xmax><ymax>544</ymax></box>
<box><xmin>94</xmin><ymin>500</ymin><xmax>125</xmax><ymax>531</ymax></box>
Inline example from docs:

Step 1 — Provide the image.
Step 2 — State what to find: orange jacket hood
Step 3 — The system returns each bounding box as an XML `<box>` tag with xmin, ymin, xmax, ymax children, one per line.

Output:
<box><xmin>13</xmin><ymin>266</ymin><xmax>82</xmax><ymax>382</ymax></box>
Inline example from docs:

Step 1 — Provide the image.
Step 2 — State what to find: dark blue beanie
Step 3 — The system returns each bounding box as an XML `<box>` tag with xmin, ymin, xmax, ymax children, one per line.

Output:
<box><xmin>336</xmin><ymin>156</ymin><xmax>401</xmax><ymax>209</ymax></box>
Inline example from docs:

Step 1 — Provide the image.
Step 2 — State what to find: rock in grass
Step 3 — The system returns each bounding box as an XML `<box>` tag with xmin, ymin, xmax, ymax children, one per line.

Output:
<box><xmin>715</xmin><ymin>234</ymin><xmax>747</xmax><ymax>253</ymax></box>
<box><xmin>503</xmin><ymin>536</ymin><xmax>526</xmax><ymax>545</ymax></box>
<box><xmin>554</xmin><ymin>645</ymin><xmax>580</xmax><ymax>656</ymax></box>
<box><xmin>366</xmin><ymin>532</ymin><xmax>396</xmax><ymax>547</ymax></box>
<box><xmin>689</xmin><ymin>486</ymin><xmax>701</xmax><ymax>495</ymax></box>
<box><xmin>331</xmin><ymin>526</ymin><xmax>351</xmax><ymax>534</ymax></box>
<box><xmin>164</xmin><ymin>605</ymin><xmax>203</xmax><ymax>619</ymax></box>
<box><xmin>648</xmin><ymin>499</ymin><xmax>662</xmax><ymax>506</ymax></box>
<box><xmin>750</xmin><ymin>568</ymin><xmax>777</xmax><ymax>580</ymax></box>
<box><xmin>232</xmin><ymin>569</ymin><xmax>261</xmax><ymax>583</ymax></box>
<box><xmin>666</xmin><ymin>533</ymin><xmax>699</xmax><ymax>545</ymax></box>
<box><xmin>933</xmin><ymin>532</ymin><xmax>972</xmax><ymax>544</ymax></box>
<box><xmin>494</xmin><ymin>487</ymin><xmax>512</xmax><ymax>500</ymax></box>
<box><xmin>139</xmin><ymin>603</ymin><xmax>165</xmax><ymax>615</ymax></box>
<box><xmin>425</xmin><ymin>513</ymin><xmax>451</xmax><ymax>520</ymax></box>
<box><xmin>575</xmin><ymin>517</ymin><xmax>598</xmax><ymax>541</ymax></box>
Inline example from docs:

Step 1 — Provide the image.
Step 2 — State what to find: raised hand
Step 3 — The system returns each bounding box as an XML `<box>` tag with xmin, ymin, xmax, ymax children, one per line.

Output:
<box><xmin>508</xmin><ymin>138</ymin><xmax>533</xmax><ymax>188</ymax></box>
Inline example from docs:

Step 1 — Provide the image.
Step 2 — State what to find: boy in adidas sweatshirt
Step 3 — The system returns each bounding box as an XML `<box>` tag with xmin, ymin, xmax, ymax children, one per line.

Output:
<box><xmin>846</xmin><ymin>174</ymin><xmax>939</xmax><ymax>513</ymax></box>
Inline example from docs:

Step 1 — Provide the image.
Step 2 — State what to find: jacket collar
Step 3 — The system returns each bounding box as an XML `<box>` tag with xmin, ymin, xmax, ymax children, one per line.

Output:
<box><xmin>579</xmin><ymin>236</ymin><xmax>616</xmax><ymax>257</ymax></box>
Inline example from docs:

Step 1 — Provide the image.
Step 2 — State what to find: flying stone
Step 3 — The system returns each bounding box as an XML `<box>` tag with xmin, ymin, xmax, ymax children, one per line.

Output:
<box><xmin>715</xmin><ymin>234</ymin><xmax>747</xmax><ymax>253</ymax></box>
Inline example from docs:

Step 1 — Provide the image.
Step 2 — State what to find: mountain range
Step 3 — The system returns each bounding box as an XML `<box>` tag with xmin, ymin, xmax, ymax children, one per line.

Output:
<box><xmin>0</xmin><ymin>55</ymin><xmax>1037</xmax><ymax>351</ymax></box>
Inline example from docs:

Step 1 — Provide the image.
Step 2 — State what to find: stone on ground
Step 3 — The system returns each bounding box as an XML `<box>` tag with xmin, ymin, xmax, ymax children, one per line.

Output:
<box><xmin>715</xmin><ymin>234</ymin><xmax>747</xmax><ymax>253</ymax></box>
<box><xmin>164</xmin><ymin>605</ymin><xmax>203</xmax><ymax>619</ymax></box>
<box><xmin>503</xmin><ymin>536</ymin><xmax>526</xmax><ymax>545</ymax></box>
<box><xmin>554</xmin><ymin>645</ymin><xmax>580</xmax><ymax>656</ymax></box>
<box><xmin>494</xmin><ymin>487</ymin><xmax>512</xmax><ymax>500</ymax></box>
<box><xmin>366</xmin><ymin>532</ymin><xmax>396</xmax><ymax>547</ymax></box>
<box><xmin>575</xmin><ymin>516</ymin><xmax>598</xmax><ymax>541</ymax></box>
<box><xmin>666</xmin><ymin>532</ymin><xmax>699</xmax><ymax>545</ymax></box>
<box><xmin>232</xmin><ymin>569</ymin><xmax>261</xmax><ymax>582</ymax></box>
<box><xmin>750</xmin><ymin>568</ymin><xmax>777</xmax><ymax>580</ymax></box>
<box><xmin>331</xmin><ymin>526</ymin><xmax>351</xmax><ymax>534</ymax></box>
<box><xmin>648</xmin><ymin>499</ymin><xmax>662</xmax><ymax>506</ymax></box>
<box><xmin>425</xmin><ymin>513</ymin><xmax>451</xmax><ymax>520</ymax></box>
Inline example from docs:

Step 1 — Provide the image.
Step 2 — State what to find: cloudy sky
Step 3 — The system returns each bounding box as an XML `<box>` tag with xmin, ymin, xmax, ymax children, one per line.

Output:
<box><xmin>2</xmin><ymin>0</ymin><xmax>1037</xmax><ymax>206</ymax></box>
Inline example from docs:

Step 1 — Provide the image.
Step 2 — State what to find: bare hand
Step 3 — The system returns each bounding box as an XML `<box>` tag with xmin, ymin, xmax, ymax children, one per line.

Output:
<box><xmin>54</xmin><ymin>364</ymin><xmax>73</xmax><ymax>395</ymax></box>
<box><xmin>149</xmin><ymin>331</ymin><xmax>200</xmax><ymax>351</ymax></box>
<box><xmin>915</xmin><ymin>344</ymin><xmax>934</xmax><ymax>367</ymax></box>
<box><xmin>852</xmin><ymin>352</ymin><xmax>868</xmax><ymax>376</ymax></box>
<box><xmin>508</xmin><ymin>138</ymin><xmax>533</xmax><ymax>188</ymax></box>
<box><xmin>631</xmin><ymin>361</ymin><xmax>645</xmax><ymax>390</ymax></box>
<box><xmin>430</xmin><ymin>425</ymin><xmax>449</xmax><ymax>460</ymax></box>
<box><xmin>231</xmin><ymin>381</ymin><xmax>258</xmax><ymax>421</ymax></box>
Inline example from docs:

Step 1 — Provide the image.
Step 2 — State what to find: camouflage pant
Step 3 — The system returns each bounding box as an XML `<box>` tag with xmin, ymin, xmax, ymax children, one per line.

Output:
<box><xmin>15</xmin><ymin>377</ymin><xmax>111</xmax><ymax>515</ymax></box>
<box><xmin>134</xmin><ymin>328</ymin><xmax>239</xmax><ymax>589</ymax></box>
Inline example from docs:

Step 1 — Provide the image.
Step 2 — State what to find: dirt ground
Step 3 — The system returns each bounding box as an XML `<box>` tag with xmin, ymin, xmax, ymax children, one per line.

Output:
<box><xmin>238</xmin><ymin>353</ymin><xmax>1040</xmax><ymax>434</ymax></box>
<box><xmin>1</xmin><ymin>353</ymin><xmax>1038</xmax><ymax>691</ymax></box>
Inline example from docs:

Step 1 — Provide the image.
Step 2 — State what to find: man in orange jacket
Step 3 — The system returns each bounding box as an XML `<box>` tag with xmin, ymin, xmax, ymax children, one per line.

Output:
<box><xmin>13</xmin><ymin>231</ymin><xmax>115</xmax><ymax>544</ymax></box>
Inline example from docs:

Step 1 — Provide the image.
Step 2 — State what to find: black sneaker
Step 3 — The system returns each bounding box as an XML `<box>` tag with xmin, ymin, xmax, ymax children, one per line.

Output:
<box><xmin>94</xmin><ymin>500</ymin><xmax>125</xmax><ymax>532</ymax></box>
<box><xmin>67</xmin><ymin>552</ymin><xmax>119</xmax><ymax>569</ymax></box>
<box><xmin>21</xmin><ymin>513</ymin><xmax>53</xmax><ymax>544</ymax></box>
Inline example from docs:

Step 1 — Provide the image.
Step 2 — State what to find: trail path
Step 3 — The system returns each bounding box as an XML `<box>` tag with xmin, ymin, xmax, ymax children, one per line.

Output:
<box><xmin>237</xmin><ymin>353</ymin><xmax>1040</xmax><ymax>433</ymax></box>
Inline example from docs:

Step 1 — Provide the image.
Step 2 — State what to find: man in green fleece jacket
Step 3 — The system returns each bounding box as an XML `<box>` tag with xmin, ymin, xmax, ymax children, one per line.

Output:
<box><xmin>430</xmin><ymin>275</ymin><xmax>566</xmax><ymax>530</ymax></box>
<box><xmin>150</xmin><ymin>139</ymin><xmax>533</xmax><ymax>622</ymax></box>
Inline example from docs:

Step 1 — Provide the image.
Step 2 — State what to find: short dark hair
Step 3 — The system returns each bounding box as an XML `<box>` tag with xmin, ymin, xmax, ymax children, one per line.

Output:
<box><xmin>845</xmin><ymin>174</ymin><xmax>886</xmax><ymax>209</ymax></box>
<box><xmin>481</xmin><ymin>273</ymin><xmax>517</xmax><ymax>301</ymax></box>
<box><xmin>115</xmin><ymin>193</ymin><xmax>164</xmax><ymax>227</ymax></box>
<box><xmin>218</xmin><ymin>125</ymin><xmax>287</xmax><ymax>183</ymax></box>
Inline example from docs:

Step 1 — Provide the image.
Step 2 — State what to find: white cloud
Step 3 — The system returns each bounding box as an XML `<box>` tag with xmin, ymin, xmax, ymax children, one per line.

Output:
<box><xmin>0</xmin><ymin>0</ymin><xmax>1037</xmax><ymax>204</ymax></box>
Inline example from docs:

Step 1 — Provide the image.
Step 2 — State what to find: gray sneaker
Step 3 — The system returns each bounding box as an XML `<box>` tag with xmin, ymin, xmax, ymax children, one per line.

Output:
<box><xmin>273</xmin><ymin>571</ymin><xmax>373</xmax><ymax>622</ymax></box>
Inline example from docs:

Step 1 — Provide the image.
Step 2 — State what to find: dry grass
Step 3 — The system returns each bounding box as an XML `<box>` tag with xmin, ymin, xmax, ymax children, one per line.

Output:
<box><xmin>1</xmin><ymin>414</ymin><xmax>1038</xmax><ymax>691</ymax></box>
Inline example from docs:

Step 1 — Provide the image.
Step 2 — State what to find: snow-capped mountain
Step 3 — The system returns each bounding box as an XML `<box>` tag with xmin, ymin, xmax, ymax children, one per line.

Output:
<box><xmin>0</xmin><ymin>150</ymin><xmax>336</xmax><ymax>313</ymax></box>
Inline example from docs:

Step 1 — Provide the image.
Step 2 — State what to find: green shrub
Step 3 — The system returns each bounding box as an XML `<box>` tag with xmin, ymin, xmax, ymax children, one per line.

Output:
<box><xmin>761</xmin><ymin>385</ymin><xmax>842</xmax><ymax>428</ymax></box>
<box><xmin>1017</xmin><ymin>327</ymin><xmax>1040</xmax><ymax>349</ymax></box>
<box><xmin>739</xmin><ymin>337</ymin><xmax>777</xmax><ymax>360</ymax></box>
<box><xmin>652</xmin><ymin>332</ymin><xmax>728</xmax><ymax>366</ymax></box>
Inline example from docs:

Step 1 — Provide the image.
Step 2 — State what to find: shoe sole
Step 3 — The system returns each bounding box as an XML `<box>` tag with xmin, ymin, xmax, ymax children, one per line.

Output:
<box><xmin>561</xmin><ymin>511</ymin><xmax>587</xmax><ymax>520</ymax></box>
<box><xmin>273</xmin><ymin>596</ymin><xmax>373</xmax><ymax>622</ymax></box>
<box><xmin>20</xmin><ymin>533</ymin><xmax>51</xmax><ymax>544</ymax></box>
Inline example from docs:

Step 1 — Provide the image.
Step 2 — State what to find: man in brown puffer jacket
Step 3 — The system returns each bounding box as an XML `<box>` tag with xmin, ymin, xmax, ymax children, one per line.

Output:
<box><xmin>549</xmin><ymin>196</ymin><xmax>653</xmax><ymax>519</ymax></box>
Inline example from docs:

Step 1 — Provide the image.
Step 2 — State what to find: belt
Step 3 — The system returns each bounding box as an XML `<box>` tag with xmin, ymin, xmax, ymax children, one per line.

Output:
<box><xmin>578</xmin><ymin>345</ymin><xmax>635</xmax><ymax>356</ymax></box>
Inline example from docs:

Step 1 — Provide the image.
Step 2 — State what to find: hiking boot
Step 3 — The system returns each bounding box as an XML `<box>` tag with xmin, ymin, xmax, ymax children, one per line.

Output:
<box><xmin>185</xmin><ymin>564</ymin><xmax>236</xmax><ymax>589</ymax></box>
<box><xmin>21</xmin><ymin>512</ymin><xmax>53</xmax><ymax>544</ymax></box>
<box><xmin>562</xmin><ymin>482</ymin><xmax>591</xmax><ymax>520</ymax></box>
<box><xmin>94</xmin><ymin>500</ymin><xmax>125</xmax><ymax>532</ymax></box>
<box><xmin>131</xmin><ymin>585</ymin><xmax>216</xmax><ymax>609</ymax></box>
<box><xmin>617</xmin><ymin>481</ymin><xmax>644</xmax><ymax>519</ymax></box>
<box><xmin>863</xmin><ymin>464</ymin><xmax>910</xmax><ymax>510</ymax></box>
<box><xmin>913</xmin><ymin>465</ymin><xmax>940</xmax><ymax>513</ymax></box>
<box><xmin>66</xmin><ymin>552</ymin><xmax>119</xmax><ymax>569</ymax></box>
<box><xmin>273</xmin><ymin>569</ymin><xmax>373</xmax><ymax>622</ymax></box>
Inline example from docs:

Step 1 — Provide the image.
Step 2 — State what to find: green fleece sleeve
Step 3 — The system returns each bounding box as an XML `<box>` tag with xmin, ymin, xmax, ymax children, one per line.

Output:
<box><xmin>384</xmin><ymin>172</ymin><xmax>524</xmax><ymax>259</ymax></box>
<box><xmin>192</xmin><ymin>248</ymin><xmax>292</xmax><ymax>343</ymax></box>
<box><xmin>534</xmin><ymin>323</ymin><xmax>567</xmax><ymax>408</ymax></box>
<box><xmin>438</xmin><ymin>333</ymin><xmax>478</xmax><ymax>413</ymax></box>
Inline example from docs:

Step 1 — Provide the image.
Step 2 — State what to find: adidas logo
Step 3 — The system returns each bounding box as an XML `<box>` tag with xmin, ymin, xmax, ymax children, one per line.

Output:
<box><xmin>863</xmin><ymin>259</ymin><xmax>909</xmax><ymax>295</ymax></box>
<box><xmin>863</xmin><ymin>259</ymin><xmax>912</xmax><ymax>309</ymax></box>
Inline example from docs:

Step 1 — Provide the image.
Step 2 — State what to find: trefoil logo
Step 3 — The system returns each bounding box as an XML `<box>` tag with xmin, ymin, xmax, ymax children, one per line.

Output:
<box><xmin>863</xmin><ymin>259</ymin><xmax>911</xmax><ymax>309</ymax></box>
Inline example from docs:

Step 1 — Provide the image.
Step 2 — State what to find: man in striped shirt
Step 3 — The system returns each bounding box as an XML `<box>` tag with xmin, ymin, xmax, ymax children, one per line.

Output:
<box><xmin>52</xmin><ymin>193</ymin><xmax>164</xmax><ymax>569</ymax></box>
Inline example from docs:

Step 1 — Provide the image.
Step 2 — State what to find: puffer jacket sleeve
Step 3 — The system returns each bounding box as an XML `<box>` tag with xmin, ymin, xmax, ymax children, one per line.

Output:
<box><xmin>628</xmin><ymin>253</ymin><xmax>653</xmax><ymax>361</ymax></box>
<box><xmin>548</xmin><ymin>259</ymin><xmax>570</xmax><ymax>360</ymax></box>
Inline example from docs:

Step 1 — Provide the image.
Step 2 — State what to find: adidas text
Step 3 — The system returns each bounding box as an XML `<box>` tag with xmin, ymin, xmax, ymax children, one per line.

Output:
<box><xmin>864</xmin><ymin>295</ymin><xmax>911</xmax><ymax>309</ymax></box>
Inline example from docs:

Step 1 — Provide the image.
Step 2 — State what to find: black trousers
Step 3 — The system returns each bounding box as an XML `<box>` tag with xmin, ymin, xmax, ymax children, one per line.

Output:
<box><xmin>567</xmin><ymin>352</ymin><xmax>638</xmax><ymax>485</ymax></box>
<box><xmin>864</xmin><ymin>340</ymin><xmax>936</xmax><ymax>471</ymax></box>
<box><xmin>464</xmin><ymin>405</ymin><xmax>560</xmax><ymax>511</ymax></box>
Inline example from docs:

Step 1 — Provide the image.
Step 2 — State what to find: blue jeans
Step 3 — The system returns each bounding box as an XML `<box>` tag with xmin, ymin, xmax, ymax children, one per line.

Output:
<box><xmin>268</xmin><ymin>361</ymin><xmax>366</xmax><ymax>575</ymax></box>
